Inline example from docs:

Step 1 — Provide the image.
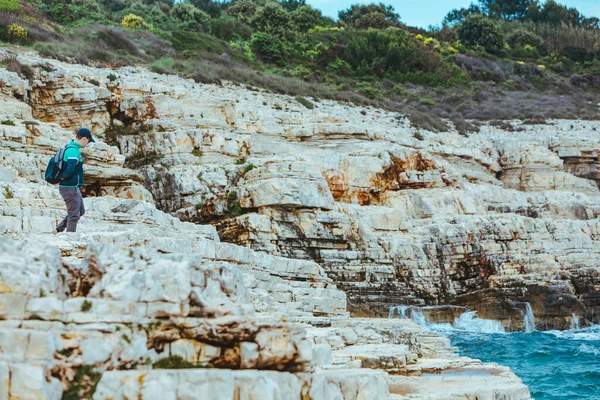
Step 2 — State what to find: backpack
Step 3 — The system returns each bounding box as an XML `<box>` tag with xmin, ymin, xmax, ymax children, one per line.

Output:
<box><xmin>44</xmin><ymin>144</ymin><xmax>75</xmax><ymax>184</ymax></box>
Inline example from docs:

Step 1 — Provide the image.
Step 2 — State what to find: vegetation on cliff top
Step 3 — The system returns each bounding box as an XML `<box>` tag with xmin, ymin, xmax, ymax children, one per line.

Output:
<box><xmin>2</xmin><ymin>0</ymin><xmax>600</xmax><ymax>131</ymax></box>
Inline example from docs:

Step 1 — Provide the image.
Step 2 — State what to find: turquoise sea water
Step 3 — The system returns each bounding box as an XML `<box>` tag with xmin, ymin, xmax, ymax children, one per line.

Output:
<box><xmin>450</xmin><ymin>327</ymin><xmax>600</xmax><ymax>399</ymax></box>
<box><xmin>389</xmin><ymin>307</ymin><xmax>600</xmax><ymax>399</ymax></box>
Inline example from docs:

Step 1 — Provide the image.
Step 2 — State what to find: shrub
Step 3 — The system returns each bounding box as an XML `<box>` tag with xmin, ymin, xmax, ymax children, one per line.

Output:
<box><xmin>1</xmin><ymin>56</ymin><xmax>34</xmax><ymax>80</ymax></box>
<box><xmin>49</xmin><ymin>0</ymin><xmax>108</xmax><ymax>27</ymax></box>
<box><xmin>96</xmin><ymin>27</ymin><xmax>141</xmax><ymax>56</ymax></box>
<box><xmin>250</xmin><ymin>32</ymin><xmax>288</xmax><ymax>65</ymax></box>
<box><xmin>295</xmin><ymin>96</ymin><xmax>314</xmax><ymax>109</ymax></box>
<box><xmin>210</xmin><ymin>15</ymin><xmax>251</xmax><ymax>41</ymax></box>
<box><xmin>1</xmin><ymin>119</ymin><xmax>15</xmax><ymax>125</ymax></box>
<box><xmin>122</xmin><ymin>14</ymin><xmax>150</xmax><ymax>30</ymax></box>
<box><xmin>457</xmin><ymin>15</ymin><xmax>505</xmax><ymax>52</ymax></box>
<box><xmin>326</xmin><ymin>59</ymin><xmax>353</xmax><ymax>77</ymax></box>
<box><xmin>0</xmin><ymin>0</ymin><xmax>19</xmax><ymax>11</ymax></box>
<box><xmin>167</xmin><ymin>30</ymin><xmax>224</xmax><ymax>53</ymax></box>
<box><xmin>172</xmin><ymin>3</ymin><xmax>208</xmax><ymax>24</ymax></box>
<box><xmin>507</xmin><ymin>29</ymin><xmax>544</xmax><ymax>50</ymax></box>
<box><xmin>7</xmin><ymin>23</ymin><xmax>27</xmax><ymax>42</ymax></box>
<box><xmin>226</xmin><ymin>191</ymin><xmax>243</xmax><ymax>217</ymax></box>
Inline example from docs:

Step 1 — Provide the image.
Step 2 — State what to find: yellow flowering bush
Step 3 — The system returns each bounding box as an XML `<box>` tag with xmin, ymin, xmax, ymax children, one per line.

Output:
<box><xmin>121</xmin><ymin>14</ymin><xmax>150</xmax><ymax>30</ymax></box>
<box><xmin>8</xmin><ymin>24</ymin><xmax>28</xmax><ymax>41</ymax></box>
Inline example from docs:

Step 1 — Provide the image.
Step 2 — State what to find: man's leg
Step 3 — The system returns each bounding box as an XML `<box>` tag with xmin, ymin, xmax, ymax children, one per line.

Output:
<box><xmin>56</xmin><ymin>215</ymin><xmax>68</xmax><ymax>232</ymax></box>
<box><xmin>59</xmin><ymin>187</ymin><xmax>82</xmax><ymax>233</ymax></box>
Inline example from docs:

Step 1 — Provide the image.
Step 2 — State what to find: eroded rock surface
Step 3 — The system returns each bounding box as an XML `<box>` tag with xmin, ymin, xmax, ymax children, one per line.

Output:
<box><xmin>7</xmin><ymin>48</ymin><xmax>593</xmax><ymax>399</ymax></box>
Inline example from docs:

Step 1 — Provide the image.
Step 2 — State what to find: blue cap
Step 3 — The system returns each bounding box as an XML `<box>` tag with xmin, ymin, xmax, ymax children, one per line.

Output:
<box><xmin>77</xmin><ymin>128</ymin><xmax>95</xmax><ymax>143</ymax></box>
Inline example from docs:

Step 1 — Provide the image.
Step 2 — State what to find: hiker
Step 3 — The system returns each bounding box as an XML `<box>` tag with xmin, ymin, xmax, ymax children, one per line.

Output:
<box><xmin>55</xmin><ymin>128</ymin><xmax>95</xmax><ymax>233</ymax></box>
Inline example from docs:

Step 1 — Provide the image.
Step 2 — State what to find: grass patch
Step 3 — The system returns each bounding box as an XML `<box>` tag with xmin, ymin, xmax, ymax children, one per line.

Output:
<box><xmin>3</xmin><ymin>186</ymin><xmax>13</xmax><ymax>199</ymax></box>
<box><xmin>0</xmin><ymin>120</ymin><xmax>15</xmax><ymax>126</ymax></box>
<box><xmin>243</xmin><ymin>163</ymin><xmax>254</xmax><ymax>173</ymax></box>
<box><xmin>195</xmin><ymin>201</ymin><xmax>203</xmax><ymax>210</ymax></box>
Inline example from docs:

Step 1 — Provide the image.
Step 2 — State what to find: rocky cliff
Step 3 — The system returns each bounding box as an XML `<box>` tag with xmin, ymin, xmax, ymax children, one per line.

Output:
<box><xmin>2</xmin><ymin>45</ymin><xmax>596</xmax><ymax>398</ymax></box>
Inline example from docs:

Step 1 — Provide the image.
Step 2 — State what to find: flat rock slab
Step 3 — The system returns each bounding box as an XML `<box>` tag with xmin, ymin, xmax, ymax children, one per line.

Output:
<box><xmin>93</xmin><ymin>368</ymin><xmax>389</xmax><ymax>400</ymax></box>
<box><xmin>389</xmin><ymin>369</ymin><xmax>531</xmax><ymax>400</ymax></box>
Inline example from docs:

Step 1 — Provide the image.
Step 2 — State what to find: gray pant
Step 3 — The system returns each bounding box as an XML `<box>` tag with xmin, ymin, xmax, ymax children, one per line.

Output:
<box><xmin>57</xmin><ymin>187</ymin><xmax>85</xmax><ymax>233</ymax></box>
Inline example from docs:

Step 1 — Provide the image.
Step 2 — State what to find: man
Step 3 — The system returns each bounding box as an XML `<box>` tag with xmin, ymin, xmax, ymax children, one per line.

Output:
<box><xmin>55</xmin><ymin>128</ymin><xmax>95</xmax><ymax>233</ymax></box>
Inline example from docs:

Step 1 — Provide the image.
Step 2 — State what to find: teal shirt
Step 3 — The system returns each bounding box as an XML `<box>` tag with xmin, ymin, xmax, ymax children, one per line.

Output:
<box><xmin>59</xmin><ymin>141</ymin><xmax>84</xmax><ymax>188</ymax></box>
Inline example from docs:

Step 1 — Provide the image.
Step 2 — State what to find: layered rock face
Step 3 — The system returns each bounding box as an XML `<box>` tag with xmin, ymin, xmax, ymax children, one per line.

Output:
<box><xmin>2</xmin><ymin>50</ymin><xmax>599</xmax><ymax>332</ymax></box>
<box><xmin>0</xmin><ymin>47</ymin><xmax>593</xmax><ymax>398</ymax></box>
<box><xmin>11</xmin><ymin>52</ymin><xmax>594</xmax><ymax>332</ymax></box>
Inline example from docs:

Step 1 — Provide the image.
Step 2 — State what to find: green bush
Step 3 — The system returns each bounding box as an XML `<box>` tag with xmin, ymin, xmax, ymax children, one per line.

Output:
<box><xmin>507</xmin><ymin>29</ymin><xmax>544</xmax><ymax>50</ymax></box>
<box><xmin>0</xmin><ymin>0</ymin><xmax>20</xmax><ymax>11</ymax></box>
<box><xmin>457</xmin><ymin>15</ymin><xmax>505</xmax><ymax>52</ymax></box>
<box><xmin>210</xmin><ymin>16</ymin><xmax>252</xmax><ymax>41</ymax></box>
<box><xmin>250</xmin><ymin>32</ymin><xmax>288</xmax><ymax>65</ymax></box>
<box><xmin>326</xmin><ymin>59</ymin><xmax>353</xmax><ymax>77</ymax></box>
<box><xmin>167</xmin><ymin>30</ymin><xmax>224</xmax><ymax>53</ymax></box>
<box><xmin>172</xmin><ymin>3</ymin><xmax>208</xmax><ymax>23</ymax></box>
<box><xmin>49</xmin><ymin>0</ymin><xmax>108</xmax><ymax>27</ymax></box>
<box><xmin>290</xmin><ymin>5</ymin><xmax>324</xmax><ymax>32</ymax></box>
<box><xmin>225</xmin><ymin>0</ymin><xmax>258</xmax><ymax>26</ymax></box>
<box><xmin>122</xmin><ymin>13</ymin><xmax>151</xmax><ymax>30</ymax></box>
<box><xmin>295</xmin><ymin>96</ymin><xmax>314</xmax><ymax>109</ymax></box>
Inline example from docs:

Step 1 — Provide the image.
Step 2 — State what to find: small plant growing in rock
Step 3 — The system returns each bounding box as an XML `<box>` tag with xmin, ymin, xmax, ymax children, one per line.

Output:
<box><xmin>234</xmin><ymin>158</ymin><xmax>245</xmax><ymax>165</ymax></box>
<box><xmin>153</xmin><ymin>355</ymin><xmax>205</xmax><ymax>369</ymax></box>
<box><xmin>1</xmin><ymin>120</ymin><xmax>15</xmax><ymax>126</ymax></box>
<box><xmin>121</xmin><ymin>334</ymin><xmax>131</xmax><ymax>344</ymax></box>
<box><xmin>192</xmin><ymin>146</ymin><xmax>203</xmax><ymax>157</ymax></box>
<box><xmin>107</xmin><ymin>73</ymin><xmax>118</xmax><ymax>82</ymax></box>
<box><xmin>295</xmin><ymin>96</ymin><xmax>314</xmax><ymax>109</ymax></box>
<box><xmin>61</xmin><ymin>365</ymin><xmax>101</xmax><ymax>400</ymax></box>
<box><xmin>81</xmin><ymin>300</ymin><xmax>92</xmax><ymax>312</ymax></box>
<box><xmin>3</xmin><ymin>186</ymin><xmax>13</xmax><ymax>199</ymax></box>
<box><xmin>226</xmin><ymin>191</ymin><xmax>243</xmax><ymax>217</ymax></box>
<box><xmin>413</xmin><ymin>131</ymin><xmax>425</xmax><ymax>141</ymax></box>
<box><xmin>243</xmin><ymin>163</ymin><xmax>254</xmax><ymax>173</ymax></box>
<box><xmin>88</xmin><ymin>78</ymin><xmax>100</xmax><ymax>86</ymax></box>
<box><xmin>195</xmin><ymin>201</ymin><xmax>203</xmax><ymax>210</ymax></box>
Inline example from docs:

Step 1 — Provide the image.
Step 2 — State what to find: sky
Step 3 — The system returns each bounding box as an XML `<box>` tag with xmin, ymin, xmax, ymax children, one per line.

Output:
<box><xmin>305</xmin><ymin>0</ymin><xmax>600</xmax><ymax>28</ymax></box>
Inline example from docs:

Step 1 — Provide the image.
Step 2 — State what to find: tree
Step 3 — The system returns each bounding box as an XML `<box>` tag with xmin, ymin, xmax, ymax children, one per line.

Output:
<box><xmin>527</xmin><ymin>0</ymin><xmax>582</xmax><ymax>26</ymax></box>
<box><xmin>225</xmin><ymin>0</ymin><xmax>259</xmax><ymax>25</ymax></box>
<box><xmin>251</xmin><ymin>2</ymin><xmax>290</xmax><ymax>37</ymax></box>
<box><xmin>338</xmin><ymin>3</ymin><xmax>401</xmax><ymax>29</ymax></box>
<box><xmin>290</xmin><ymin>5</ymin><xmax>324</xmax><ymax>32</ymax></box>
<box><xmin>171</xmin><ymin>2</ymin><xmax>209</xmax><ymax>25</ymax></box>
<box><xmin>457</xmin><ymin>14</ymin><xmax>505</xmax><ymax>52</ymax></box>
<box><xmin>478</xmin><ymin>0</ymin><xmax>537</xmax><ymax>20</ymax></box>
<box><xmin>444</xmin><ymin>3</ymin><xmax>482</xmax><ymax>26</ymax></box>
<box><xmin>280</xmin><ymin>0</ymin><xmax>305</xmax><ymax>12</ymax></box>
<box><xmin>190</xmin><ymin>0</ymin><xmax>229</xmax><ymax>18</ymax></box>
